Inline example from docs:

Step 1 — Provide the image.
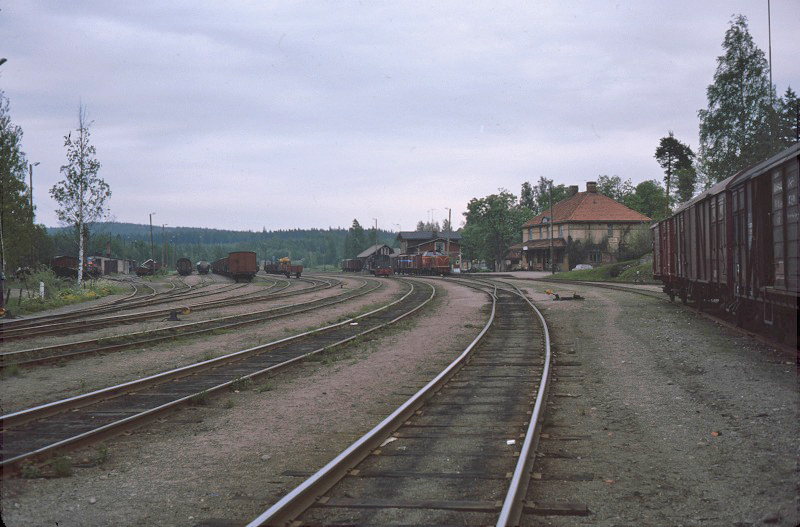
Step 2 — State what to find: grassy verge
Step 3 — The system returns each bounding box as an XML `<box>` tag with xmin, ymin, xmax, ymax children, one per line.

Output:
<box><xmin>544</xmin><ymin>258</ymin><xmax>654</xmax><ymax>283</ymax></box>
<box><xmin>3</xmin><ymin>267</ymin><xmax>128</xmax><ymax>315</ymax></box>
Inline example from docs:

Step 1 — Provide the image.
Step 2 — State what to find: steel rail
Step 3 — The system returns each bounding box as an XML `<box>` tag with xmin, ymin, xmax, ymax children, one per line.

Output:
<box><xmin>1</xmin><ymin>277</ymin><xmax>378</xmax><ymax>369</ymax></box>
<box><xmin>246</xmin><ymin>281</ymin><xmax>498</xmax><ymax>527</ymax></box>
<box><xmin>0</xmin><ymin>277</ymin><xmax>317</xmax><ymax>340</ymax></box>
<box><xmin>1</xmin><ymin>279</ymin><xmax>432</xmax><ymax>472</ymax></box>
<box><xmin>495</xmin><ymin>280</ymin><xmax>552</xmax><ymax>526</ymax></box>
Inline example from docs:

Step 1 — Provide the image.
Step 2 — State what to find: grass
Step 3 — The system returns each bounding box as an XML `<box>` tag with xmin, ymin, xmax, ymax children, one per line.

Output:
<box><xmin>49</xmin><ymin>456</ymin><xmax>73</xmax><ymax>477</ymax></box>
<box><xmin>2</xmin><ymin>363</ymin><xmax>22</xmax><ymax>378</ymax></box>
<box><xmin>6</xmin><ymin>268</ymin><xmax>127</xmax><ymax>315</ymax></box>
<box><xmin>230</xmin><ymin>376</ymin><xmax>253</xmax><ymax>391</ymax></box>
<box><xmin>543</xmin><ymin>258</ymin><xmax>654</xmax><ymax>283</ymax></box>
<box><xmin>256</xmin><ymin>381</ymin><xmax>274</xmax><ymax>392</ymax></box>
<box><xmin>189</xmin><ymin>390</ymin><xmax>210</xmax><ymax>406</ymax></box>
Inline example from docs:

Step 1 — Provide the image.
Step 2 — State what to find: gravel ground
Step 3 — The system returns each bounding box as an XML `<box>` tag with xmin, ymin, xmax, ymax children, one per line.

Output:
<box><xmin>1</xmin><ymin>276</ymin><xmax>488</xmax><ymax>526</ymax></box>
<box><xmin>0</xmin><ymin>275</ymin><xmax>391</xmax><ymax>412</ymax></box>
<box><xmin>2</xmin><ymin>274</ymin><xmax>796</xmax><ymax>526</ymax></box>
<box><xmin>509</xmin><ymin>277</ymin><xmax>798</xmax><ymax>527</ymax></box>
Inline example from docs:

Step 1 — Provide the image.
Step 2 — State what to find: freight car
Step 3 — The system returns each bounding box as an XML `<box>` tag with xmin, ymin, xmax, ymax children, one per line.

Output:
<box><xmin>341</xmin><ymin>259</ymin><xmax>363</xmax><ymax>272</ymax></box>
<box><xmin>211</xmin><ymin>251</ymin><xmax>258</xmax><ymax>282</ymax></box>
<box><xmin>653</xmin><ymin>142</ymin><xmax>798</xmax><ymax>342</ymax></box>
<box><xmin>51</xmin><ymin>255</ymin><xmax>80</xmax><ymax>278</ymax></box>
<box><xmin>196</xmin><ymin>260</ymin><xmax>211</xmax><ymax>274</ymax></box>
<box><xmin>393</xmin><ymin>251</ymin><xmax>451</xmax><ymax>276</ymax></box>
<box><xmin>135</xmin><ymin>259</ymin><xmax>161</xmax><ymax>276</ymax></box>
<box><xmin>176</xmin><ymin>257</ymin><xmax>193</xmax><ymax>276</ymax></box>
<box><xmin>264</xmin><ymin>257</ymin><xmax>303</xmax><ymax>278</ymax></box>
<box><xmin>51</xmin><ymin>255</ymin><xmax>101</xmax><ymax>279</ymax></box>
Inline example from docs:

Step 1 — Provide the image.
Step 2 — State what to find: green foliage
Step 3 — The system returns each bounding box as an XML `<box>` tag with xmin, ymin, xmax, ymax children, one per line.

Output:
<box><xmin>20</xmin><ymin>461</ymin><xmax>41</xmax><ymax>479</ymax></box>
<box><xmin>49</xmin><ymin>104</ymin><xmax>110</xmax><ymax>287</ymax></box>
<box><xmin>189</xmin><ymin>390</ymin><xmax>210</xmax><ymax>406</ymax></box>
<box><xmin>44</xmin><ymin>223</ymin><xmax>396</xmax><ymax>271</ymax></box>
<box><xmin>462</xmin><ymin>189</ymin><xmax>529</xmax><ymax>270</ymax></box>
<box><xmin>697</xmin><ymin>15</ymin><xmax>785</xmax><ymax>186</ymax></box>
<box><xmin>654</xmin><ymin>131</ymin><xmax>695</xmax><ymax>206</ymax></box>
<box><xmin>596</xmin><ymin>175</ymin><xmax>634</xmax><ymax>203</ymax></box>
<box><xmin>519</xmin><ymin>177</ymin><xmax>570</xmax><ymax>217</ymax></box>
<box><xmin>617</xmin><ymin>228</ymin><xmax>653</xmax><ymax>261</ymax></box>
<box><xmin>549</xmin><ymin>258</ymin><xmax>653</xmax><ymax>283</ymax></box>
<box><xmin>1</xmin><ymin>90</ymin><xmax>44</xmax><ymax>273</ymax></box>
<box><xmin>49</xmin><ymin>456</ymin><xmax>73</xmax><ymax>477</ymax></box>
<box><xmin>777</xmin><ymin>87</ymin><xmax>799</xmax><ymax>147</ymax></box>
<box><xmin>6</xmin><ymin>268</ymin><xmax>122</xmax><ymax>315</ymax></box>
<box><xmin>626</xmin><ymin>180</ymin><xmax>669</xmax><ymax>221</ymax></box>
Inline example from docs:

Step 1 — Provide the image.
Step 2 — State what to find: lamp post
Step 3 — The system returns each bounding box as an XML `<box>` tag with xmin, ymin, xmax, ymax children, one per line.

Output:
<box><xmin>149</xmin><ymin>212</ymin><xmax>156</xmax><ymax>272</ymax></box>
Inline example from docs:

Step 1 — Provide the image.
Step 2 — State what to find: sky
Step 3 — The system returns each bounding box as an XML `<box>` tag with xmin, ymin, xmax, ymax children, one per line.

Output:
<box><xmin>2</xmin><ymin>1</ymin><xmax>798</xmax><ymax>232</ymax></box>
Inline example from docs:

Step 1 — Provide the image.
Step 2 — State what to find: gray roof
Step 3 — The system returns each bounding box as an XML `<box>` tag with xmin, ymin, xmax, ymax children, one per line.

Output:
<box><xmin>397</xmin><ymin>230</ymin><xmax>461</xmax><ymax>241</ymax></box>
<box><xmin>356</xmin><ymin>244</ymin><xmax>394</xmax><ymax>258</ymax></box>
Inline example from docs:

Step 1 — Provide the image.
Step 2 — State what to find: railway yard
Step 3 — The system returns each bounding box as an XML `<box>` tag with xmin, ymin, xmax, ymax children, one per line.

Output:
<box><xmin>1</xmin><ymin>271</ymin><xmax>797</xmax><ymax>526</ymax></box>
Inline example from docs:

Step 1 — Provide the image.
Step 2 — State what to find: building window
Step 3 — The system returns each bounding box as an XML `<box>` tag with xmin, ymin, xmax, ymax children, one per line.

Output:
<box><xmin>528</xmin><ymin>227</ymin><xmax>533</xmax><ymax>241</ymax></box>
<box><xmin>607</xmin><ymin>224</ymin><xmax>613</xmax><ymax>237</ymax></box>
<box><xmin>558</xmin><ymin>225</ymin><xmax>563</xmax><ymax>238</ymax></box>
<box><xmin>589</xmin><ymin>250</ymin><xmax>601</xmax><ymax>263</ymax></box>
<box><xmin>435</xmin><ymin>241</ymin><xmax>444</xmax><ymax>252</ymax></box>
<box><xmin>539</xmin><ymin>226</ymin><xmax>543</xmax><ymax>239</ymax></box>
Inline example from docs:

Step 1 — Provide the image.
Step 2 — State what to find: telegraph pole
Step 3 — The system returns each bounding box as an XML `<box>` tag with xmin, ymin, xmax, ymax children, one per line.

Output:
<box><xmin>549</xmin><ymin>183</ymin><xmax>555</xmax><ymax>274</ymax></box>
<box><xmin>149</xmin><ymin>212</ymin><xmax>156</xmax><ymax>272</ymax></box>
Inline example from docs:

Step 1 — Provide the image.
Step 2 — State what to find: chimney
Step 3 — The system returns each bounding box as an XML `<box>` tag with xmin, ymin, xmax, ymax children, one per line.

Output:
<box><xmin>587</xmin><ymin>181</ymin><xmax>597</xmax><ymax>193</ymax></box>
<box><xmin>569</xmin><ymin>185</ymin><xmax>579</xmax><ymax>196</ymax></box>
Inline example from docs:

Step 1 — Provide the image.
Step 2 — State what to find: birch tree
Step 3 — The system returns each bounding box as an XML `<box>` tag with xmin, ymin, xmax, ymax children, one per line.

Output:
<box><xmin>50</xmin><ymin>105</ymin><xmax>110</xmax><ymax>287</ymax></box>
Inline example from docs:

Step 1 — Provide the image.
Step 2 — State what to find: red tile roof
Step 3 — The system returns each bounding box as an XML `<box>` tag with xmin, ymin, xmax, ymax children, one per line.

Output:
<box><xmin>522</xmin><ymin>191</ymin><xmax>651</xmax><ymax>227</ymax></box>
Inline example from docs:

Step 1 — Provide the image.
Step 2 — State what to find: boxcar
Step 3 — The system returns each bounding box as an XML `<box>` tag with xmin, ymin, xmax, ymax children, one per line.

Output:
<box><xmin>653</xmin><ymin>142</ymin><xmax>799</xmax><ymax>341</ymax></box>
<box><xmin>51</xmin><ymin>255</ymin><xmax>80</xmax><ymax>278</ymax></box>
<box><xmin>176</xmin><ymin>257</ymin><xmax>193</xmax><ymax>276</ymax></box>
<box><xmin>196</xmin><ymin>260</ymin><xmax>211</xmax><ymax>274</ymax></box>
<box><xmin>211</xmin><ymin>251</ymin><xmax>258</xmax><ymax>282</ymax></box>
<box><xmin>341</xmin><ymin>259</ymin><xmax>363</xmax><ymax>272</ymax></box>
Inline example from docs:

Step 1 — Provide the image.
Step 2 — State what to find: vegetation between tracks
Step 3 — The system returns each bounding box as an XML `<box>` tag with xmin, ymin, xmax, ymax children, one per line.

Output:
<box><xmin>4</xmin><ymin>267</ymin><xmax>127</xmax><ymax>315</ymax></box>
<box><xmin>543</xmin><ymin>258</ymin><xmax>654</xmax><ymax>283</ymax></box>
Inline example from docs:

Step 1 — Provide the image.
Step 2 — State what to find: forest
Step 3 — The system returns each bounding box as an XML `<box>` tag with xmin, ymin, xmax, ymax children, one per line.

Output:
<box><xmin>44</xmin><ymin>221</ymin><xmax>398</xmax><ymax>270</ymax></box>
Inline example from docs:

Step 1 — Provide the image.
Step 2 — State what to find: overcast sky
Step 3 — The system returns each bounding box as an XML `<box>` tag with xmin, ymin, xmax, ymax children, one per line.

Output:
<box><xmin>3</xmin><ymin>1</ymin><xmax>798</xmax><ymax>232</ymax></box>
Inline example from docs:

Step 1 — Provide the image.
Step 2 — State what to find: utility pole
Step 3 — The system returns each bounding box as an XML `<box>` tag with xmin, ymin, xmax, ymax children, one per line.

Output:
<box><xmin>550</xmin><ymin>183</ymin><xmax>555</xmax><ymax>275</ymax></box>
<box><xmin>149</xmin><ymin>212</ymin><xmax>156</xmax><ymax>272</ymax></box>
<box><xmin>372</xmin><ymin>218</ymin><xmax>378</xmax><ymax>271</ymax></box>
<box><xmin>445</xmin><ymin>207</ymin><xmax>451</xmax><ymax>266</ymax></box>
<box><xmin>162</xmin><ymin>224</ymin><xmax>166</xmax><ymax>270</ymax></box>
<box><xmin>29</xmin><ymin>162</ymin><xmax>40</xmax><ymax>265</ymax></box>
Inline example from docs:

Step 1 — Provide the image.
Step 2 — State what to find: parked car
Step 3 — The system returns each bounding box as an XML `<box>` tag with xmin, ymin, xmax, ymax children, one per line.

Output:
<box><xmin>573</xmin><ymin>264</ymin><xmax>593</xmax><ymax>270</ymax></box>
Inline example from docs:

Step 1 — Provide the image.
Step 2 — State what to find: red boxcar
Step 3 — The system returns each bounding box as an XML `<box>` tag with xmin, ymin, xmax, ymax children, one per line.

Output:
<box><xmin>212</xmin><ymin>252</ymin><xmax>258</xmax><ymax>282</ymax></box>
<box><xmin>653</xmin><ymin>142</ymin><xmax>798</xmax><ymax>342</ymax></box>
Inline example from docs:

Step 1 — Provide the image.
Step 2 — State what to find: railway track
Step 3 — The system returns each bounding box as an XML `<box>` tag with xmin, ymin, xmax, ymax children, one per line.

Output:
<box><xmin>1</xmin><ymin>277</ymin><xmax>379</xmax><ymax>370</ymax></box>
<box><xmin>246</xmin><ymin>279</ymin><xmax>552</xmax><ymax>527</ymax></box>
<box><xmin>0</xmin><ymin>274</ymin><xmax>232</xmax><ymax>331</ymax></box>
<box><xmin>0</xmin><ymin>278</ymin><xmax>434</xmax><ymax>475</ymax></box>
<box><xmin>0</xmin><ymin>275</ymin><xmax>311</xmax><ymax>342</ymax></box>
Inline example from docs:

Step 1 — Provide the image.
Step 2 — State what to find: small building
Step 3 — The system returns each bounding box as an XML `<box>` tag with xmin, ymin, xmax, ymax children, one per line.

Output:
<box><xmin>356</xmin><ymin>244</ymin><xmax>396</xmax><ymax>272</ymax></box>
<box><xmin>395</xmin><ymin>231</ymin><xmax>462</xmax><ymax>268</ymax></box>
<box><xmin>513</xmin><ymin>182</ymin><xmax>651</xmax><ymax>272</ymax></box>
<box><xmin>87</xmin><ymin>256</ymin><xmax>138</xmax><ymax>275</ymax></box>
